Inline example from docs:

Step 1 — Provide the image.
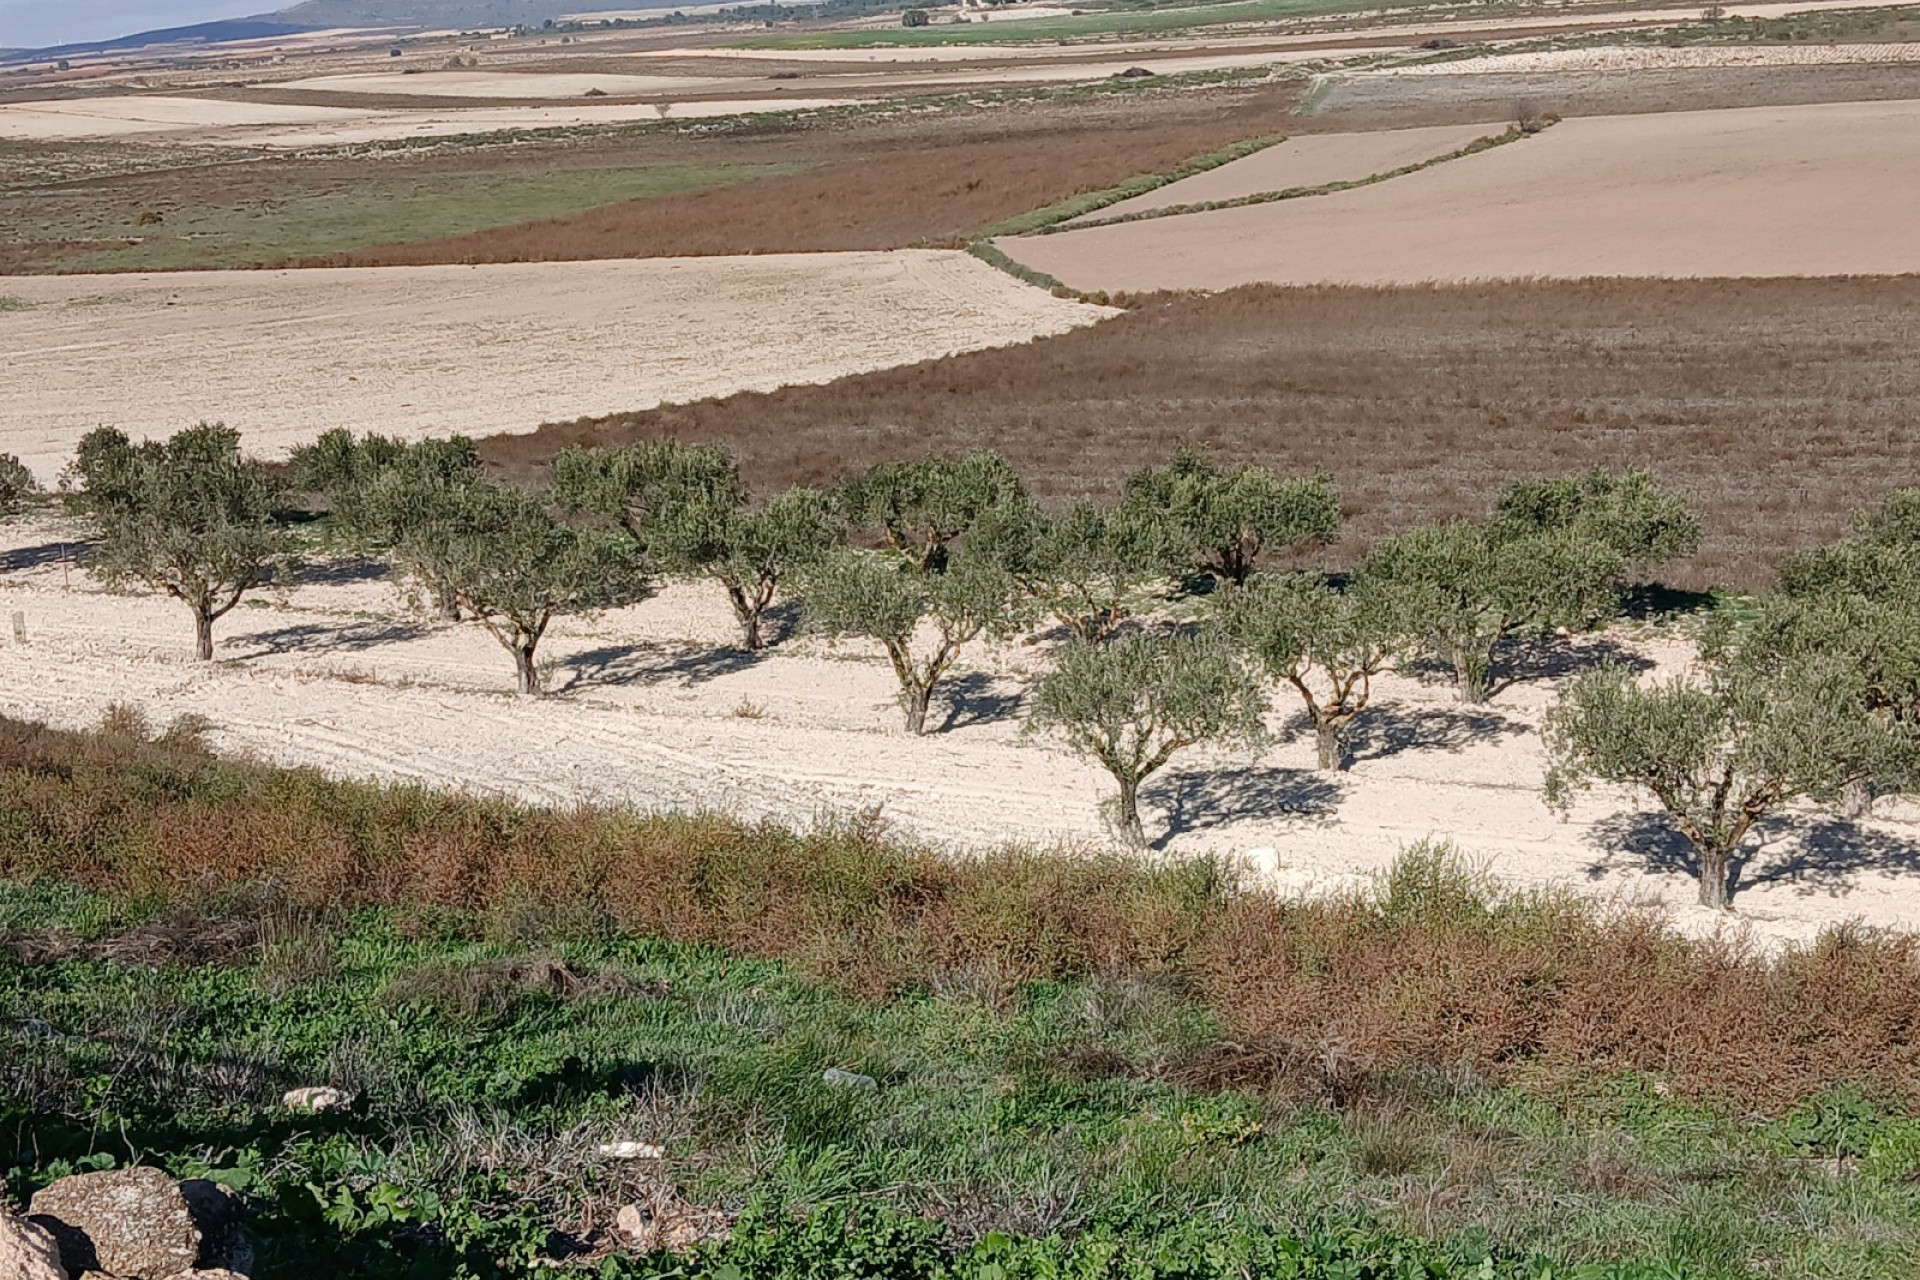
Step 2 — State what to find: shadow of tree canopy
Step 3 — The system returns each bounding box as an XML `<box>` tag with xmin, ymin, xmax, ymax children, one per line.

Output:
<box><xmin>553</xmin><ymin>641</ymin><xmax>761</xmax><ymax>692</ymax></box>
<box><xmin>1400</xmin><ymin>634</ymin><xmax>1655</xmax><ymax>698</ymax></box>
<box><xmin>290</xmin><ymin>556</ymin><xmax>391</xmax><ymax>587</ymax></box>
<box><xmin>1343</xmin><ymin>705</ymin><xmax>1528</xmax><ymax>763</ymax></box>
<box><xmin>233</xmin><ymin>619</ymin><xmax>434</xmax><ymax>657</ymax></box>
<box><xmin>1584</xmin><ymin>809</ymin><xmax>1920</xmax><ymax>904</ymax></box>
<box><xmin>939</xmin><ymin>671</ymin><xmax>1026</xmax><ymax>732</ymax></box>
<box><xmin>1145</xmin><ymin>765</ymin><xmax>1343</xmax><ymax>849</ymax></box>
<box><xmin>0</xmin><ymin>540</ymin><xmax>85</xmax><ymax>574</ymax></box>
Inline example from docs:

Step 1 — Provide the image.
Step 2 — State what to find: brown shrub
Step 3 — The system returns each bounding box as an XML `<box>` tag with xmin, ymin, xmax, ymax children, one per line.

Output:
<box><xmin>3</xmin><ymin>714</ymin><xmax>1917</xmax><ymax>1113</ymax></box>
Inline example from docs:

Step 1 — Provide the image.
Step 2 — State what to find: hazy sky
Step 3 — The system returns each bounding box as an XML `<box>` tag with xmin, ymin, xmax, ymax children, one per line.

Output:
<box><xmin>0</xmin><ymin>0</ymin><xmax>264</xmax><ymax>49</ymax></box>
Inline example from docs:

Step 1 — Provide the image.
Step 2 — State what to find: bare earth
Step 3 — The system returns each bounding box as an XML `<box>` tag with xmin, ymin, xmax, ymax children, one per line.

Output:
<box><xmin>0</xmin><ymin>515</ymin><xmax>1911</xmax><ymax>947</ymax></box>
<box><xmin>1376</xmin><ymin>41</ymin><xmax>1920</xmax><ymax>75</ymax></box>
<box><xmin>1001</xmin><ymin>98</ymin><xmax>1920</xmax><ymax>292</ymax></box>
<box><xmin>0</xmin><ymin>253</ymin><xmax>1114</xmax><ymax>481</ymax></box>
<box><xmin>1080</xmin><ymin>121</ymin><xmax>1506</xmax><ymax>222</ymax></box>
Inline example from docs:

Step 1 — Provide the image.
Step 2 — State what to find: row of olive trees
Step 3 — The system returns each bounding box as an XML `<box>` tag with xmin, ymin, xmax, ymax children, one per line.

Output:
<box><xmin>45</xmin><ymin>425</ymin><xmax>1912</xmax><ymax>894</ymax></box>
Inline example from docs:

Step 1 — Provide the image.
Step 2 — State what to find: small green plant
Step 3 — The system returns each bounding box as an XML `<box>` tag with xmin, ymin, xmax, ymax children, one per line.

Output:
<box><xmin>0</xmin><ymin>296</ymin><xmax>33</xmax><ymax>314</ymax></box>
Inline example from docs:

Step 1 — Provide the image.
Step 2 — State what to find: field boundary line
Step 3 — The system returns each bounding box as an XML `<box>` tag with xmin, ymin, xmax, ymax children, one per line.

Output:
<box><xmin>1030</xmin><ymin>121</ymin><xmax>1541</xmax><ymax>234</ymax></box>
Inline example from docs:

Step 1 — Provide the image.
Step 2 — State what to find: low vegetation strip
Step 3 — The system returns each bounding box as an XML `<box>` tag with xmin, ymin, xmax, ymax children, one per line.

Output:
<box><xmin>0</xmin><ymin>712</ymin><xmax>1914</xmax><ymax>1115</ymax></box>
<box><xmin>3</xmin><ymin>715</ymin><xmax>1919</xmax><ymax>1277</ymax></box>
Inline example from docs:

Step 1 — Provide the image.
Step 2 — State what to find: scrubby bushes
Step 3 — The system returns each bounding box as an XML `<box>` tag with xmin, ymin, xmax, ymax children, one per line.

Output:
<box><xmin>1</xmin><ymin>710</ymin><xmax>1917</xmax><ymax>1114</ymax></box>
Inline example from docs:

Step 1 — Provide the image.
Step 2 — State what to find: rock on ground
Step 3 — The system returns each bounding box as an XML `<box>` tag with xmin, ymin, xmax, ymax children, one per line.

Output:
<box><xmin>2</xmin><ymin>1204</ymin><xmax>65</xmax><ymax>1280</ymax></box>
<box><xmin>26</xmin><ymin>1168</ymin><xmax>250</xmax><ymax>1279</ymax></box>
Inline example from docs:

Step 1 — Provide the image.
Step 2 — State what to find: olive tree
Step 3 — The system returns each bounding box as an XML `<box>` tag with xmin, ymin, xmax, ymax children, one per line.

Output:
<box><xmin>399</xmin><ymin>477</ymin><xmax>650</xmax><ymax>694</ymax></box>
<box><xmin>1757</xmin><ymin>493</ymin><xmax>1920</xmax><ymax>815</ymax></box>
<box><xmin>1490</xmin><ymin>468</ymin><xmax>1702</xmax><ymax>580</ymax></box>
<box><xmin>552</xmin><ymin>442</ymin><xmax>841</xmax><ymax>651</ymax></box>
<box><xmin>66</xmin><ymin>424</ymin><xmax>295</xmax><ymax>660</ymax></box>
<box><xmin>0</xmin><ymin>454</ymin><xmax>41</xmax><ymax>517</ymax></box>
<box><xmin>1219</xmin><ymin>572</ymin><xmax>1399</xmax><ymax>771</ymax></box>
<box><xmin>977</xmin><ymin>498</ymin><xmax>1174</xmax><ymax>643</ymax></box>
<box><xmin>1027</xmin><ymin>631</ymin><xmax>1267</xmax><ymax>849</ymax></box>
<box><xmin>1360</xmin><ymin>520</ymin><xmax>1623</xmax><ymax>703</ymax></box>
<box><xmin>1121</xmin><ymin>447</ymin><xmax>1339</xmax><ymax>586</ymax></box>
<box><xmin>801</xmin><ymin>545</ymin><xmax>1015</xmax><ymax>735</ymax></box>
<box><xmin>1543</xmin><ymin>651</ymin><xmax>1893</xmax><ymax>910</ymax></box>
<box><xmin>839</xmin><ymin>451</ymin><xmax>1032</xmax><ymax>573</ymax></box>
<box><xmin>291</xmin><ymin>429</ymin><xmax>484</xmax><ymax>619</ymax></box>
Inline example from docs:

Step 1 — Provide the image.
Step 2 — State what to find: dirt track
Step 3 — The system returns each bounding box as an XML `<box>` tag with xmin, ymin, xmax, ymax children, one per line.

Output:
<box><xmin>1002</xmin><ymin>99</ymin><xmax>1920</xmax><ymax>291</ymax></box>
<box><xmin>0</xmin><ymin>253</ymin><xmax>1113</xmax><ymax>480</ymax></box>
<box><xmin>0</xmin><ymin>514</ymin><xmax>1911</xmax><ymax>947</ymax></box>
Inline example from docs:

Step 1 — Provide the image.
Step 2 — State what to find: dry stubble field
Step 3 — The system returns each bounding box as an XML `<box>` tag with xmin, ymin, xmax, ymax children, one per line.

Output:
<box><xmin>490</xmin><ymin>276</ymin><xmax>1920</xmax><ymax>592</ymax></box>
<box><xmin>0</xmin><ymin>252</ymin><xmax>1111</xmax><ymax>480</ymax></box>
<box><xmin>1001</xmin><ymin>98</ymin><xmax>1920</xmax><ymax>291</ymax></box>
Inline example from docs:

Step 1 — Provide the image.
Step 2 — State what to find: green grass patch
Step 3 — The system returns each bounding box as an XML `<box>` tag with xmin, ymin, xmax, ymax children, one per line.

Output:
<box><xmin>21</xmin><ymin>162</ymin><xmax>802</xmax><ymax>273</ymax></box>
<box><xmin>7</xmin><ymin>879</ymin><xmax>1920</xmax><ymax>1279</ymax></box>
<box><xmin>0</xmin><ymin>296</ymin><xmax>31</xmax><ymax>313</ymax></box>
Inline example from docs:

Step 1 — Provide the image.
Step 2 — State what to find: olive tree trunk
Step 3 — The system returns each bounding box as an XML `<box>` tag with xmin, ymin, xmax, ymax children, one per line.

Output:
<box><xmin>1314</xmin><ymin>718</ymin><xmax>1345</xmax><ymax>772</ymax></box>
<box><xmin>512</xmin><ymin>643</ymin><xmax>540</xmax><ymax>696</ymax></box>
<box><xmin>193</xmin><ymin>608</ymin><xmax>215</xmax><ymax>661</ymax></box>
<box><xmin>902</xmin><ymin>681</ymin><xmax>935</xmax><ymax>736</ymax></box>
<box><xmin>1113</xmin><ymin>773</ymin><xmax>1147</xmax><ymax>850</ymax></box>
<box><xmin>1697</xmin><ymin>843</ymin><xmax>1734</xmax><ymax>910</ymax></box>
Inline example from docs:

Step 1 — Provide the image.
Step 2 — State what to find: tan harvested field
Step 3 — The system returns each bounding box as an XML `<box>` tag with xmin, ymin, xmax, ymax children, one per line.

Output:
<box><xmin>2</xmin><ymin>515</ymin><xmax>1913</xmax><ymax>946</ymax></box>
<box><xmin>0</xmin><ymin>92</ymin><xmax>866</xmax><ymax>146</ymax></box>
<box><xmin>1078</xmin><ymin>120</ymin><xmax>1505</xmax><ymax>221</ymax></box>
<box><xmin>1377</xmin><ymin>40</ymin><xmax>1920</xmax><ymax>75</ymax></box>
<box><xmin>1002</xmin><ymin>99</ymin><xmax>1920</xmax><ymax>292</ymax></box>
<box><xmin>0</xmin><ymin>252</ymin><xmax>1113</xmax><ymax>480</ymax></box>
<box><xmin>487</xmin><ymin>277</ymin><xmax>1920</xmax><ymax>592</ymax></box>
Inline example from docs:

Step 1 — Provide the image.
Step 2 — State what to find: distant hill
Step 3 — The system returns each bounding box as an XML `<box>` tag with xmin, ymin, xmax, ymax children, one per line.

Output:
<box><xmin>1</xmin><ymin>18</ymin><xmax>314</xmax><ymax>63</ymax></box>
<box><xmin>270</xmin><ymin>0</ymin><xmax>691</xmax><ymax>26</ymax></box>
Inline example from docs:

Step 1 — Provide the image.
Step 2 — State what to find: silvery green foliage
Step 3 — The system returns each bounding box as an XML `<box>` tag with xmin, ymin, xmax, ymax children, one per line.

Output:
<box><xmin>1120</xmin><ymin>447</ymin><xmax>1339</xmax><ymax>586</ymax></box>
<box><xmin>67</xmin><ymin>423</ymin><xmax>295</xmax><ymax>660</ymax></box>
<box><xmin>1027</xmin><ymin>630</ymin><xmax>1267</xmax><ymax>849</ymax></box>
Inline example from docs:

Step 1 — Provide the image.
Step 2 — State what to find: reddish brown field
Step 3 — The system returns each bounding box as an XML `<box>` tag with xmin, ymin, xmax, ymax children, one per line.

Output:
<box><xmin>481</xmin><ymin>275</ymin><xmax>1920</xmax><ymax>590</ymax></box>
<box><xmin>302</xmin><ymin>86</ymin><xmax>1306</xmax><ymax>264</ymax></box>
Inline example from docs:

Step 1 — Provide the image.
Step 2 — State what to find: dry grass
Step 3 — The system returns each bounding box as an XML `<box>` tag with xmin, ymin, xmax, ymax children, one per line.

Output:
<box><xmin>481</xmin><ymin>276</ymin><xmax>1920</xmax><ymax>590</ymax></box>
<box><xmin>4</xmin><ymin>711</ymin><xmax>1919</xmax><ymax>1114</ymax></box>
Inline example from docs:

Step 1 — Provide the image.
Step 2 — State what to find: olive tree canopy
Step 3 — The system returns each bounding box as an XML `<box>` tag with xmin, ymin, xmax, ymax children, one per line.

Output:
<box><xmin>1027</xmin><ymin>631</ymin><xmax>1266</xmax><ymax>849</ymax></box>
<box><xmin>1219</xmin><ymin>572</ymin><xmax>1399</xmax><ymax>771</ymax></box>
<box><xmin>1121</xmin><ymin>447</ymin><xmax>1339</xmax><ymax>586</ymax></box>
<box><xmin>67</xmin><ymin>423</ymin><xmax>295</xmax><ymax>661</ymax></box>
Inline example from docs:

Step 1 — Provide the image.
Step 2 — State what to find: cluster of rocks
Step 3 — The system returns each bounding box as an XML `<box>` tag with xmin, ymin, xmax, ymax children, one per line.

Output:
<box><xmin>3</xmin><ymin>1167</ymin><xmax>251</xmax><ymax>1280</ymax></box>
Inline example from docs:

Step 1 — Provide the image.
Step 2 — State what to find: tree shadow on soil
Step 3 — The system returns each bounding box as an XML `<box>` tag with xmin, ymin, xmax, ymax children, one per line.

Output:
<box><xmin>552</xmin><ymin>641</ymin><xmax>762</xmax><ymax>692</ymax></box>
<box><xmin>234</xmin><ymin>619</ymin><xmax>433</xmax><ymax>657</ymax></box>
<box><xmin>939</xmin><ymin>671</ymin><xmax>1026</xmax><ymax>731</ymax></box>
<box><xmin>1401</xmin><ymin>634</ymin><xmax>1654</xmax><ymax>697</ymax></box>
<box><xmin>1344</xmin><ymin>705</ymin><xmax>1528</xmax><ymax>763</ymax></box>
<box><xmin>291</xmin><ymin>555</ymin><xmax>391</xmax><ymax>587</ymax></box>
<box><xmin>1147</xmin><ymin>765</ymin><xmax>1343</xmax><ymax>849</ymax></box>
<box><xmin>1585</xmin><ymin>809</ymin><xmax>1920</xmax><ymax>904</ymax></box>
<box><xmin>0</xmin><ymin>540</ymin><xmax>84</xmax><ymax>573</ymax></box>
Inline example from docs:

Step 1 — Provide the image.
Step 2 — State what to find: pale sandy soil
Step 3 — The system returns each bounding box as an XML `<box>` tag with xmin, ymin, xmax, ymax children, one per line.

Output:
<box><xmin>0</xmin><ymin>253</ymin><xmax>1114</xmax><ymax>482</ymax></box>
<box><xmin>0</xmin><ymin>93</ymin><xmax>863</xmax><ymax>146</ymax></box>
<box><xmin>0</xmin><ymin>514</ymin><xmax>1911</xmax><ymax>947</ymax></box>
<box><xmin>1383</xmin><ymin>41</ymin><xmax>1920</xmax><ymax>74</ymax></box>
<box><xmin>1079</xmin><ymin>121</ymin><xmax>1505</xmax><ymax>222</ymax></box>
<box><xmin>1001</xmin><ymin>98</ymin><xmax>1920</xmax><ymax>292</ymax></box>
